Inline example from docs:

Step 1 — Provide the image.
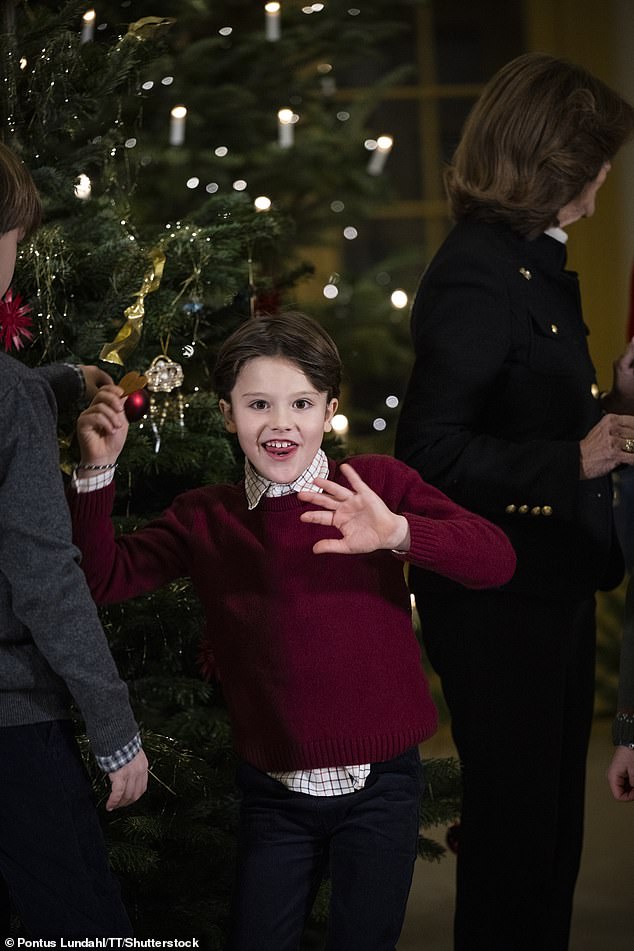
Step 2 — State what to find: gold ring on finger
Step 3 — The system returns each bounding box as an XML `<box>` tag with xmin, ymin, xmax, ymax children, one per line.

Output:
<box><xmin>624</xmin><ymin>438</ymin><xmax>634</xmax><ymax>453</ymax></box>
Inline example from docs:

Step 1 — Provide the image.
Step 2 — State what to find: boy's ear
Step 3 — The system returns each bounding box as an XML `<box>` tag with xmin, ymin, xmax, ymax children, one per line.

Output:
<box><xmin>323</xmin><ymin>397</ymin><xmax>338</xmax><ymax>433</ymax></box>
<box><xmin>219</xmin><ymin>399</ymin><xmax>237</xmax><ymax>433</ymax></box>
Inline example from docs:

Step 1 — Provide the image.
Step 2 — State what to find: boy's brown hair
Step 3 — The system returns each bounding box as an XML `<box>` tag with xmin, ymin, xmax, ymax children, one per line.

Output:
<box><xmin>213</xmin><ymin>312</ymin><xmax>342</xmax><ymax>402</ymax></box>
<box><xmin>445</xmin><ymin>52</ymin><xmax>634</xmax><ymax>238</ymax></box>
<box><xmin>0</xmin><ymin>141</ymin><xmax>42</xmax><ymax>238</ymax></box>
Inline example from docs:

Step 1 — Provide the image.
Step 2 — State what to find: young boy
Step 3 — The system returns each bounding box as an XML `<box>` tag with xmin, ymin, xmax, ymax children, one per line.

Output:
<box><xmin>69</xmin><ymin>311</ymin><xmax>516</xmax><ymax>950</ymax></box>
<box><xmin>0</xmin><ymin>141</ymin><xmax>147</xmax><ymax>937</ymax></box>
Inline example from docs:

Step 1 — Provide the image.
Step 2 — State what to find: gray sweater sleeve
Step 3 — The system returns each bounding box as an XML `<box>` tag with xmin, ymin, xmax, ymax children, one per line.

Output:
<box><xmin>0</xmin><ymin>369</ymin><xmax>139</xmax><ymax>758</ymax></box>
<box><xmin>613</xmin><ymin>575</ymin><xmax>634</xmax><ymax>746</ymax></box>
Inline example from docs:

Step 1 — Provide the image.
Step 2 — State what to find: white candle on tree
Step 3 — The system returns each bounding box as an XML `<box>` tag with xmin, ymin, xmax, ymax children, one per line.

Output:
<box><xmin>81</xmin><ymin>9</ymin><xmax>95</xmax><ymax>44</ymax></box>
<box><xmin>169</xmin><ymin>105</ymin><xmax>187</xmax><ymax>146</ymax></box>
<box><xmin>367</xmin><ymin>135</ymin><xmax>394</xmax><ymax>175</ymax></box>
<box><xmin>277</xmin><ymin>108</ymin><xmax>294</xmax><ymax>148</ymax></box>
<box><xmin>265</xmin><ymin>3</ymin><xmax>281</xmax><ymax>41</ymax></box>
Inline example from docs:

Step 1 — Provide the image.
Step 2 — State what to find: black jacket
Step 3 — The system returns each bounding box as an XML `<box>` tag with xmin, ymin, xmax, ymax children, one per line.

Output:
<box><xmin>395</xmin><ymin>217</ymin><xmax>623</xmax><ymax>600</ymax></box>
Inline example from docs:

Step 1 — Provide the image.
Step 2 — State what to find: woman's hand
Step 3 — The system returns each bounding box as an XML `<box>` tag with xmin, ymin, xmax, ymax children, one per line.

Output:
<box><xmin>76</xmin><ymin>384</ymin><xmax>128</xmax><ymax>470</ymax></box>
<box><xmin>579</xmin><ymin>414</ymin><xmax>634</xmax><ymax>479</ymax></box>
<box><xmin>297</xmin><ymin>462</ymin><xmax>410</xmax><ymax>555</ymax></box>
<box><xmin>607</xmin><ymin>745</ymin><xmax>634</xmax><ymax>801</ymax></box>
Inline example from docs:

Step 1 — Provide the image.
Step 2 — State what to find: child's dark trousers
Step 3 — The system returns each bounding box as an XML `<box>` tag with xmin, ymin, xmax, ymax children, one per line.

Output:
<box><xmin>229</xmin><ymin>746</ymin><xmax>423</xmax><ymax>951</ymax></box>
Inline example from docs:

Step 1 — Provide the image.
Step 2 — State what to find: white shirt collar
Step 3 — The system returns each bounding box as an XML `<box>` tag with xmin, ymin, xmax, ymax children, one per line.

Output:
<box><xmin>244</xmin><ymin>448</ymin><xmax>329</xmax><ymax>510</ymax></box>
<box><xmin>544</xmin><ymin>226</ymin><xmax>569</xmax><ymax>244</ymax></box>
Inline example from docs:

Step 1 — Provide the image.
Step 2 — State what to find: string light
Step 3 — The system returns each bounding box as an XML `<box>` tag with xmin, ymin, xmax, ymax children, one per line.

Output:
<box><xmin>331</xmin><ymin>414</ymin><xmax>349</xmax><ymax>435</ymax></box>
<box><xmin>385</xmin><ymin>396</ymin><xmax>399</xmax><ymax>409</ymax></box>
<box><xmin>390</xmin><ymin>289</ymin><xmax>408</xmax><ymax>309</ymax></box>
<box><xmin>169</xmin><ymin>105</ymin><xmax>187</xmax><ymax>146</ymax></box>
<box><xmin>264</xmin><ymin>3</ymin><xmax>281</xmax><ymax>41</ymax></box>
<box><xmin>254</xmin><ymin>196</ymin><xmax>272</xmax><ymax>212</ymax></box>
<box><xmin>373</xmin><ymin>418</ymin><xmax>387</xmax><ymax>431</ymax></box>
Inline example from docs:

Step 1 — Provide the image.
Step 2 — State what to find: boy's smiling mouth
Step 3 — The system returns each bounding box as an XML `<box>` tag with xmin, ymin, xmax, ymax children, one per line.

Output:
<box><xmin>263</xmin><ymin>439</ymin><xmax>298</xmax><ymax>458</ymax></box>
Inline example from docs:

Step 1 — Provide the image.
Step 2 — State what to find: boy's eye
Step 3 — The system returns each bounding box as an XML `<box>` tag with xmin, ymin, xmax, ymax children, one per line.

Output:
<box><xmin>249</xmin><ymin>400</ymin><xmax>268</xmax><ymax>410</ymax></box>
<box><xmin>294</xmin><ymin>399</ymin><xmax>312</xmax><ymax>410</ymax></box>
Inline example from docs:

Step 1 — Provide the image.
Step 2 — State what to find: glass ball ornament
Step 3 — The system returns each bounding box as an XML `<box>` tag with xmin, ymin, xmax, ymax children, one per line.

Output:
<box><xmin>124</xmin><ymin>388</ymin><xmax>150</xmax><ymax>421</ymax></box>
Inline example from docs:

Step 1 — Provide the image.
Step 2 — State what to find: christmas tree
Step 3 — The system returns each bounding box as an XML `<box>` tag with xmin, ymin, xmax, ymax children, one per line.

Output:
<box><xmin>1</xmin><ymin>0</ymin><xmax>459</xmax><ymax>942</ymax></box>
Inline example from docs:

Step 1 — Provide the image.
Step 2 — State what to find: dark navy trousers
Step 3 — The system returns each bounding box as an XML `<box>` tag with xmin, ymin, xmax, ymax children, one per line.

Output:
<box><xmin>228</xmin><ymin>746</ymin><xmax>423</xmax><ymax>951</ymax></box>
<box><xmin>0</xmin><ymin>720</ymin><xmax>132</xmax><ymax>938</ymax></box>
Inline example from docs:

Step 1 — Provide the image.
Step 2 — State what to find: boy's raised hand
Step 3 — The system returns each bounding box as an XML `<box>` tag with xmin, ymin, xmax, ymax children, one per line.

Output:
<box><xmin>76</xmin><ymin>384</ymin><xmax>129</xmax><ymax>468</ymax></box>
<box><xmin>298</xmin><ymin>462</ymin><xmax>410</xmax><ymax>555</ymax></box>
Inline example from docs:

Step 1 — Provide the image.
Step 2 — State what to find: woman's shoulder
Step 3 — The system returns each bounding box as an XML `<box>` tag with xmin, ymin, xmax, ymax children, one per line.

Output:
<box><xmin>436</xmin><ymin>218</ymin><xmax>525</xmax><ymax>265</ymax></box>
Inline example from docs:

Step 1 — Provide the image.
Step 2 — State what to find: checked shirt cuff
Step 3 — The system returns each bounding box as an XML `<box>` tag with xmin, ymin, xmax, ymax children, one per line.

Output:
<box><xmin>96</xmin><ymin>732</ymin><xmax>143</xmax><ymax>773</ymax></box>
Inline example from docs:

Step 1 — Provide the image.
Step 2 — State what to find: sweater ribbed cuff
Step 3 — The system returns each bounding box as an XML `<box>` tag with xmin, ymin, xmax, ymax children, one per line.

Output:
<box><xmin>612</xmin><ymin>712</ymin><xmax>634</xmax><ymax>747</ymax></box>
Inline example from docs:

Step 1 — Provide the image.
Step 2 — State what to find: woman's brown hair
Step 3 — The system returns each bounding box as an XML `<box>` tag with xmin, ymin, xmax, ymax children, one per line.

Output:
<box><xmin>0</xmin><ymin>141</ymin><xmax>42</xmax><ymax>238</ymax></box>
<box><xmin>445</xmin><ymin>53</ymin><xmax>634</xmax><ymax>238</ymax></box>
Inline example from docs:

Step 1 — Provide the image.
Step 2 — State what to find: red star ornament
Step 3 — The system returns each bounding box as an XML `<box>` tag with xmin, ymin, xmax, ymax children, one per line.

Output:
<box><xmin>0</xmin><ymin>287</ymin><xmax>33</xmax><ymax>352</ymax></box>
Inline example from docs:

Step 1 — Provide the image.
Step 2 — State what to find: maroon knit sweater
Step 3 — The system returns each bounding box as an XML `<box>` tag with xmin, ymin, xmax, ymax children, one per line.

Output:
<box><xmin>69</xmin><ymin>454</ymin><xmax>516</xmax><ymax>771</ymax></box>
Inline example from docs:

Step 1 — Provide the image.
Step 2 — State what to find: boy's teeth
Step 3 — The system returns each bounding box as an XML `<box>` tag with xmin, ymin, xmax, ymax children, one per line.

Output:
<box><xmin>267</xmin><ymin>440</ymin><xmax>293</xmax><ymax>448</ymax></box>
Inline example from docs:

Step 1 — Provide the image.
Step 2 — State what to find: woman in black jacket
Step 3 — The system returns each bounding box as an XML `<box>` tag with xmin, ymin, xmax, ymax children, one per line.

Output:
<box><xmin>395</xmin><ymin>53</ymin><xmax>634</xmax><ymax>951</ymax></box>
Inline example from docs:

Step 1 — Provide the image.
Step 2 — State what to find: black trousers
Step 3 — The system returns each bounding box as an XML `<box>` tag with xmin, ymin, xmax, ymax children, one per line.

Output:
<box><xmin>0</xmin><ymin>720</ymin><xmax>132</xmax><ymax>938</ymax></box>
<box><xmin>228</xmin><ymin>748</ymin><xmax>423</xmax><ymax>951</ymax></box>
<box><xmin>416</xmin><ymin>589</ymin><xmax>596</xmax><ymax>951</ymax></box>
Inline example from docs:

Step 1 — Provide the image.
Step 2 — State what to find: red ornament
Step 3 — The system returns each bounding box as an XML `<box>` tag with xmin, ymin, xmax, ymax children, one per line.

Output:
<box><xmin>124</xmin><ymin>387</ymin><xmax>150</xmax><ymax>421</ymax></box>
<box><xmin>0</xmin><ymin>287</ymin><xmax>33</xmax><ymax>352</ymax></box>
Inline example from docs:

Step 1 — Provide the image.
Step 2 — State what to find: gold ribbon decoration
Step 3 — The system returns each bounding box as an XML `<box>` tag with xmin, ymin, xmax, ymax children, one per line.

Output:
<box><xmin>99</xmin><ymin>249</ymin><xmax>166</xmax><ymax>367</ymax></box>
<box><xmin>125</xmin><ymin>16</ymin><xmax>176</xmax><ymax>41</ymax></box>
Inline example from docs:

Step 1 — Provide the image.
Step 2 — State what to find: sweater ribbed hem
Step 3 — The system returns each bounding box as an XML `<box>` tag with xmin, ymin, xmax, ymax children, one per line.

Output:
<box><xmin>0</xmin><ymin>693</ymin><xmax>139</xmax><ymax>760</ymax></box>
<box><xmin>237</xmin><ymin>723</ymin><xmax>437</xmax><ymax>772</ymax></box>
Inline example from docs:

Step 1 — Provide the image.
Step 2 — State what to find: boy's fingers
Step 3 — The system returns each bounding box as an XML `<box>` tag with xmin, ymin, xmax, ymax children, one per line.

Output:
<box><xmin>338</xmin><ymin>463</ymin><xmax>365</xmax><ymax>490</ymax></box>
<box><xmin>309</xmin><ymin>477</ymin><xmax>352</xmax><ymax>499</ymax></box>
<box><xmin>300</xmin><ymin>510</ymin><xmax>333</xmax><ymax>525</ymax></box>
<box><xmin>297</xmin><ymin>491</ymin><xmax>339</xmax><ymax>510</ymax></box>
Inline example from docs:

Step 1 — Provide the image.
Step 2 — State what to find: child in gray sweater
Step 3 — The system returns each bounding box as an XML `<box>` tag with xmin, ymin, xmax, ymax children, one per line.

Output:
<box><xmin>0</xmin><ymin>141</ymin><xmax>147</xmax><ymax>937</ymax></box>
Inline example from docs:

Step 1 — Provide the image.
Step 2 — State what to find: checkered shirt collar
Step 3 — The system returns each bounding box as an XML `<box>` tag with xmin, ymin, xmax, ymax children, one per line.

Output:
<box><xmin>244</xmin><ymin>448</ymin><xmax>329</xmax><ymax>510</ymax></box>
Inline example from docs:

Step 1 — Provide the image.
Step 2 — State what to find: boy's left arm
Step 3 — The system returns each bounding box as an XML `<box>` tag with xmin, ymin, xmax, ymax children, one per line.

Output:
<box><xmin>298</xmin><ymin>459</ymin><xmax>516</xmax><ymax>589</ymax></box>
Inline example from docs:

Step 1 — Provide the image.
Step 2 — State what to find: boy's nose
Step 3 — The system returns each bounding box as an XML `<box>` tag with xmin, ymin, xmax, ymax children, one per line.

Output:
<box><xmin>270</xmin><ymin>408</ymin><xmax>292</xmax><ymax>429</ymax></box>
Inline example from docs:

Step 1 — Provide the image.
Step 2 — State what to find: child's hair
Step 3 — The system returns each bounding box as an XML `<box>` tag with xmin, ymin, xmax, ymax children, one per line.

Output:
<box><xmin>0</xmin><ymin>141</ymin><xmax>42</xmax><ymax>238</ymax></box>
<box><xmin>213</xmin><ymin>311</ymin><xmax>342</xmax><ymax>402</ymax></box>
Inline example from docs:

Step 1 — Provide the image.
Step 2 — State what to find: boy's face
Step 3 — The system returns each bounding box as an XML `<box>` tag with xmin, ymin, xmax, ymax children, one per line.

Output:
<box><xmin>0</xmin><ymin>228</ymin><xmax>21</xmax><ymax>298</ymax></box>
<box><xmin>219</xmin><ymin>356</ymin><xmax>338</xmax><ymax>484</ymax></box>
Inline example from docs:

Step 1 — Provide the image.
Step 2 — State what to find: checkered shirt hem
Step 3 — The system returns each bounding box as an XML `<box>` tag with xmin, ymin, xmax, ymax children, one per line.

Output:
<box><xmin>269</xmin><ymin>764</ymin><xmax>371</xmax><ymax>796</ymax></box>
<box><xmin>95</xmin><ymin>732</ymin><xmax>143</xmax><ymax>773</ymax></box>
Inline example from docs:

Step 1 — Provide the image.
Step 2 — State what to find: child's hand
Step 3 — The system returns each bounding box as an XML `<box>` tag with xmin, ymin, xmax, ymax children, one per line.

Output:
<box><xmin>78</xmin><ymin>364</ymin><xmax>113</xmax><ymax>400</ymax></box>
<box><xmin>298</xmin><ymin>462</ymin><xmax>410</xmax><ymax>555</ymax></box>
<box><xmin>76</xmin><ymin>384</ymin><xmax>129</xmax><ymax>469</ymax></box>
